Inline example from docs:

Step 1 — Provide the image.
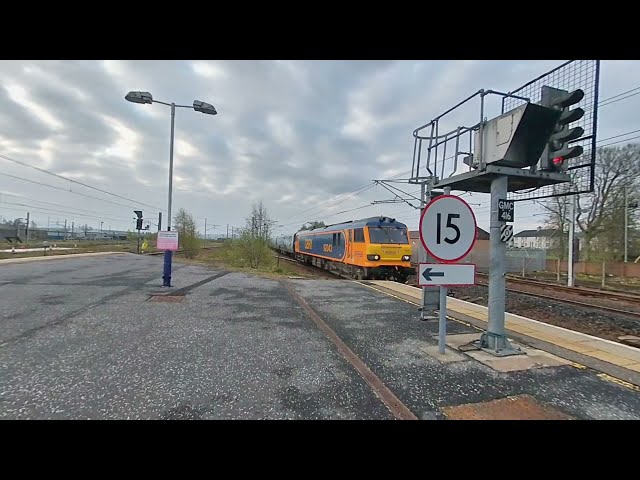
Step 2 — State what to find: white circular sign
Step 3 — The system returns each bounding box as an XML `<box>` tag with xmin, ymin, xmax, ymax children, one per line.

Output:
<box><xmin>419</xmin><ymin>195</ymin><xmax>477</xmax><ymax>262</ymax></box>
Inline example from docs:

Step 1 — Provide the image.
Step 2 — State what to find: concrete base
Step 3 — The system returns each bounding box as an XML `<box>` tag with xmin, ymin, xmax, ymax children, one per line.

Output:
<box><xmin>446</xmin><ymin>333</ymin><xmax>571</xmax><ymax>372</ymax></box>
<box><xmin>419</xmin><ymin>345</ymin><xmax>466</xmax><ymax>363</ymax></box>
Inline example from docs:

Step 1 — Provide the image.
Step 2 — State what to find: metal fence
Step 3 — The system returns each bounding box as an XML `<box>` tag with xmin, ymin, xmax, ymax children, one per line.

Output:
<box><xmin>505</xmin><ymin>248</ymin><xmax>547</xmax><ymax>275</ymax></box>
<box><xmin>461</xmin><ymin>247</ymin><xmax>546</xmax><ymax>274</ymax></box>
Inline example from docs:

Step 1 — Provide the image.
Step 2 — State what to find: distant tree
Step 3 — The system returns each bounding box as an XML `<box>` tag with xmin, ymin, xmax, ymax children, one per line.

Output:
<box><xmin>576</xmin><ymin>145</ymin><xmax>640</xmax><ymax>260</ymax></box>
<box><xmin>233</xmin><ymin>201</ymin><xmax>275</xmax><ymax>269</ymax></box>
<box><xmin>539</xmin><ymin>184</ymin><xmax>571</xmax><ymax>259</ymax></box>
<box><xmin>174</xmin><ymin>208</ymin><xmax>201</xmax><ymax>258</ymax></box>
<box><xmin>245</xmin><ymin>201</ymin><xmax>276</xmax><ymax>241</ymax></box>
<box><xmin>300</xmin><ymin>220</ymin><xmax>326</xmax><ymax>231</ymax></box>
<box><xmin>541</xmin><ymin>144</ymin><xmax>640</xmax><ymax>261</ymax></box>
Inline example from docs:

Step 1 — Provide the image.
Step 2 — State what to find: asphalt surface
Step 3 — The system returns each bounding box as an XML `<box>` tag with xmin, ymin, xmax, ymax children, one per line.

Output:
<box><xmin>1</xmin><ymin>253</ymin><xmax>639</xmax><ymax>419</ymax></box>
<box><xmin>0</xmin><ymin>254</ymin><xmax>391</xmax><ymax>419</ymax></box>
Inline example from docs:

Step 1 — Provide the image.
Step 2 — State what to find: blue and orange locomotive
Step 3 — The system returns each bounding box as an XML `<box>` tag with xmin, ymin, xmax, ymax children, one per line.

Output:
<box><xmin>272</xmin><ymin>216</ymin><xmax>413</xmax><ymax>282</ymax></box>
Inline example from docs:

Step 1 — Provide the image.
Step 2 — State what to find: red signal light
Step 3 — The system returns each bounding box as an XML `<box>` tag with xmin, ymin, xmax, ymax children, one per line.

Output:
<box><xmin>552</xmin><ymin>156</ymin><xmax>564</xmax><ymax>166</ymax></box>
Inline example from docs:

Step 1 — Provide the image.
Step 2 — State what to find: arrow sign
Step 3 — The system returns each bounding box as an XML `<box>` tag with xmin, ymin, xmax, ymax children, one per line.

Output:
<box><xmin>418</xmin><ymin>263</ymin><xmax>476</xmax><ymax>287</ymax></box>
<box><xmin>422</xmin><ymin>267</ymin><xmax>445</xmax><ymax>281</ymax></box>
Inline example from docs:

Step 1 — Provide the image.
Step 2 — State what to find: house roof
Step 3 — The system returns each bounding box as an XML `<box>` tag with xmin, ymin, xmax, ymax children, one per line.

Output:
<box><xmin>514</xmin><ymin>228</ymin><xmax>558</xmax><ymax>238</ymax></box>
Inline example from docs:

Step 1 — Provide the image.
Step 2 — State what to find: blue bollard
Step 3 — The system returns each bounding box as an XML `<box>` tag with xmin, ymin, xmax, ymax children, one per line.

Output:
<box><xmin>162</xmin><ymin>250</ymin><xmax>173</xmax><ymax>287</ymax></box>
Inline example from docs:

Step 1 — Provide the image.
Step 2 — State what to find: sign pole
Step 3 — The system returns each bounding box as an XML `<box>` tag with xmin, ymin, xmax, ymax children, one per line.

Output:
<box><xmin>420</xmin><ymin>181</ymin><xmax>439</xmax><ymax>320</ymax></box>
<box><xmin>478</xmin><ymin>175</ymin><xmax>522</xmax><ymax>356</ymax></box>
<box><xmin>420</xmin><ymin>182</ymin><xmax>427</xmax><ymax>317</ymax></box>
<box><xmin>438</xmin><ymin>186</ymin><xmax>451</xmax><ymax>353</ymax></box>
<box><xmin>418</xmin><ymin>186</ymin><xmax>476</xmax><ymax>355</ymax></box>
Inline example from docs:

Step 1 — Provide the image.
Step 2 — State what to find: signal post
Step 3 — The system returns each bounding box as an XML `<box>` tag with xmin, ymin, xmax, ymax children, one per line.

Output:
<box><xmin>409</xmin><ymin>72</ymin><xmax>591</xmax><ymax>356</ymax></box>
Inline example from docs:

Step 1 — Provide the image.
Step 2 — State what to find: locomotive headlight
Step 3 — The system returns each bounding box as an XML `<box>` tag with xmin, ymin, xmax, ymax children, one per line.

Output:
<box><xmin>402</xmin><ymin>255</ymin><xmax>410</xmax><ymax>261</ymax></box>
<box><xmin>367</xmin><ymin>254</ymin><xmax>380</xmax><ymax>261</ymax></box>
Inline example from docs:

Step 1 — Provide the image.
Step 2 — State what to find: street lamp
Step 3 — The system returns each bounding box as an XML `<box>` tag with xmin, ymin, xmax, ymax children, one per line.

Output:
<box><xmin>125</xmin><ymin>90</ymin><xmax>218</xmax><ymax>287</ymax></box>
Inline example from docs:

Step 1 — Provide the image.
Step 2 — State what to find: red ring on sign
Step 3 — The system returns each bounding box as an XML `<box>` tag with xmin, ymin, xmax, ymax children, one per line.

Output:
<box><xmin>418</xmin><ymin>194</ymin><xmax>478</xmax><ymax>263</ymax></box>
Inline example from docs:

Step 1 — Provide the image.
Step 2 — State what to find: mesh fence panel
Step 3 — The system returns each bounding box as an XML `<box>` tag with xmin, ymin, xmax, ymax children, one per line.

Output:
<box><xmin>502</xmin><ymin>60</ymin><xmax>600</xmax><ymax>202</ymax></box>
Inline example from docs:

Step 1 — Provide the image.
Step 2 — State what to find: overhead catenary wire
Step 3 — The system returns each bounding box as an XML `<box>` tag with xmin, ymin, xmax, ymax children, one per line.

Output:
<box><xmin>597</xmin><ymin>85</ymin><xmax>640</xmax><ymax>105</ymax></box>
<box><xmin>0</xmin><ymin>172</ymin><xmax>151</xmax><ymax>211</ymax></box>
<box><xmin>283</xmin><ymin>169</ymin><xmax>413</xmax><ymax>225</ymax></box>
<box><xmin>0</xmin><ymin>152</ymin><xmax>166</xmax><ymax>212</ymax></box>
<box><xmin>289</xmin><ymin>183</ymin><xmax>375</xmax><ymax>223</ymax></box>
<box><xmin>597</xmin><ymin>134</ymin><xmax>640</xmax><ymax>149</ymax></box>
<box><xmin>0</xmin><ymin>191</ymin><xmax>127</xmax><ymax>218</ymax></box>
<box><xmin>0</xmin><ymin>201</ymin><xmax>133</xmax><ymax>224</ymax></box>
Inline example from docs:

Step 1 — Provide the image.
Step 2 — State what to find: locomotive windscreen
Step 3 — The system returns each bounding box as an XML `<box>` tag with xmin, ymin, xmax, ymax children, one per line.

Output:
<box><xmin>368</xmin><ymin>227</ymin><xmax>409</xmax><ymax>244</ymax></box>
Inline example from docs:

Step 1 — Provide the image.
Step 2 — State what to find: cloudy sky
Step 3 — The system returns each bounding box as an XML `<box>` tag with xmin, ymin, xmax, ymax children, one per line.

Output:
<box><xmin>1</xmin><ymin>60</ymin><xmax>638</xmax><ymax>237</ymax></box>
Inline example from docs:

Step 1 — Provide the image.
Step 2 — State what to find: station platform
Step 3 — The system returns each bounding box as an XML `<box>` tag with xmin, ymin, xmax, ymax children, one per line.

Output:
<box><xmin>362</xmin><ymin>281</ymin><xmax>640</xmax><ymax>387</ymax></box>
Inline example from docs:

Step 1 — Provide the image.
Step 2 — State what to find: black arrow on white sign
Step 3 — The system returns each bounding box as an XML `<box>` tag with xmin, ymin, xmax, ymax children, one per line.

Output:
<box><xmin>422</xmin><ymin>267</ymin><xmax>445</xmax><ymax>282</ymax></box>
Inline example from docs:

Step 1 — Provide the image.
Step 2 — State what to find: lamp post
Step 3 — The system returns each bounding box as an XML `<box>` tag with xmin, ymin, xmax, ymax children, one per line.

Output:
<box><xmin>125</xmin><ymin>91</ymin><xmax>217</xmax><ymax>287</ymax></box>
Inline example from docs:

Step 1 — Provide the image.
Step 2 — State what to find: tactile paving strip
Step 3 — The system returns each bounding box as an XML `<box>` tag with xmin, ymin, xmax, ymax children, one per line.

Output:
<box><xmin>441</xmin><ymin>395</ymin><xmax>573</xmax><ymax>420</ymax></box>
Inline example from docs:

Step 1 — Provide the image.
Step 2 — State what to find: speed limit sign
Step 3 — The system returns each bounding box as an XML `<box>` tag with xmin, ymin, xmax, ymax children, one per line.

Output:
<box><xmin>419</xmin><ymin>195</ymin><xmax>477</xmax><ymax>263</ymax></box>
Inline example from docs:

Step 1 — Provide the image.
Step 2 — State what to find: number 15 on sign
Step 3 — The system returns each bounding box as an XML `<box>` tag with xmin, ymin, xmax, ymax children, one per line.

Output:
<box><xmin>420</xmin><ymin>195</ymin><xmax>477</xmax><ymax>262</ymax></box>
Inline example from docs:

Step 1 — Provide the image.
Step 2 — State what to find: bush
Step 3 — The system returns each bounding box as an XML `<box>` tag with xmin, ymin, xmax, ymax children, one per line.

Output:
<box><xmin>233</xmin><ymin>231</ymin><xmax>273</xmax><ymax>269</ymax></box>
<box><xmin>174</xmin><ymin>208</ymin><xmax>201</xmax><ymax>259</ymax></box>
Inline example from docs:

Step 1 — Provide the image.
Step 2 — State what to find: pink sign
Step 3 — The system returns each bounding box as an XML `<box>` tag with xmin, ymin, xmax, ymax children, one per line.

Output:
<box><xmin>157</xmin><ymin>231</ymin><xmax>179</xmax><ymax>251</ymax></box>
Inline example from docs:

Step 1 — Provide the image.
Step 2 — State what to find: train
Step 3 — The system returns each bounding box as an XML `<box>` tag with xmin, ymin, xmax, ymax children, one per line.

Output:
<box><xmin>271</xmin><ymin>216</ymin><xmax>414</xmax><ymax>282</ymax></box>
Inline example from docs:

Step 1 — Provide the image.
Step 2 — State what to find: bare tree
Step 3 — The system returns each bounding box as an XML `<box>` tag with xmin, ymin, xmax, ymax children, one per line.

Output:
<box><xmin>597</xmin><ymin>181</ymin><xmax>640</xmax><ymax>261</ymax></box>
<box><xmin>539</xmin><ymin>185</ymin><xmax>572</xmax><ymax>259</ymax></box>
<box><xmin>575</xmin><ymin>145</ymin><xmax>640</xmax><ymax>260</ymax></box>
<box><xmin>247</xmin><ymin>201</ymin><xmax>276</xmax><ymax>241</ymax></box>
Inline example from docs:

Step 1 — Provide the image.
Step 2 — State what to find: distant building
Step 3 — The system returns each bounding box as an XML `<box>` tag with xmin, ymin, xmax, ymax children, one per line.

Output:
<box><xmin>513</xmin><ymin>227</ymin><xmax>559</xmax><ymax>249</ymax></box>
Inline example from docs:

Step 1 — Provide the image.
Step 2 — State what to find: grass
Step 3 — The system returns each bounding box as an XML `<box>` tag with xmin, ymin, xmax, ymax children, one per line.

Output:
<box><xmin>1</xmin><ymin>239</ymin><xmax>310</xmax><ymax>279</ymax></box>
<box><xmin>172</xmin><ymin>242</ymin><xmax>311</xmax><ymax>279</ymax></box>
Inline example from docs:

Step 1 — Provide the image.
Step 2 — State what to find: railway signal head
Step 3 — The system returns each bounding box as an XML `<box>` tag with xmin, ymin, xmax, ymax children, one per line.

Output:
<box><xmin>473</xmin><ymin>102</ymin><xmax>562</xmax><ymax>168</ymax></box>
<box><xmin>538</xmin><ymin>86</ymin><xmax>585</xmax><ymax>172</ymax></box>
<box><xmin>134</xmin><ymin>210</ymin><xmax>143</xmax><ymax>231</ymax></box>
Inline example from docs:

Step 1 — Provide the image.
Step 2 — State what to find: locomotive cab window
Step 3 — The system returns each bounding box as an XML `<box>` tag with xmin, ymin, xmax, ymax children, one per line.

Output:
<box><xmin>332</xmin><ymin>233</ymin><xmax>337</xmax><ymax>246</ymax></box>
<box><xmin>354</xmin><ymin>228</ymin><xmax>365</xmax><ymax>243</ymax></box>
<box><xmin>368</xmin><ymin>227</ymin><xmax>409</xmax><ymax>244</ymax></box>
<box><xmin>337</xmin><ymin>233</ymin><xmax>342</xmax><ymax>246</ymax></box>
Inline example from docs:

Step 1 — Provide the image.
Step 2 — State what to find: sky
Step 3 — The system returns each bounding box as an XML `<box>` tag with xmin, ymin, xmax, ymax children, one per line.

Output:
<box><xmin>0</xmin><ymin>60</ymin><xmax>638</xmax><ymax>237</ymax></box>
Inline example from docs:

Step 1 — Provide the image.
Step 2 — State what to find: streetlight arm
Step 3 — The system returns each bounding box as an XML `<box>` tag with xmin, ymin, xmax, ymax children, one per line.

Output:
<box><xmin>151</xmin><ymin>100</ymin><xmax>193</xmax><ymax>109</ymax></box>
<box><xmin>151</xmin><ymin>99</ymin><xmax>173</xmax><ymax>107</ymax></box>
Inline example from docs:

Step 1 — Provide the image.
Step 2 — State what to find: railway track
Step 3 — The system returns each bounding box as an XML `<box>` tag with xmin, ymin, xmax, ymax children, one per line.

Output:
<box><xmin>481</xmin><ymin>282</ymin><xmax>640</xmax><ymax>319</ymax></box>
<box><xmin>473</xmin><ymin>272</ymin><xmax>640</xmax><ymax>319</ymax></box>
<box><xmin>273</xmin><ymin>254</ymin><xmax>343</xmax><ymax>279</ymax></box>
<box><xmin>262</xmin><ymin>251</ymin><xmax>640</xmax><ymax>322</ymax></box>
<box><xmin>478</xmin><ymin>273</ymin><xmax>640</xmax><ymax>303</ymax></box>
